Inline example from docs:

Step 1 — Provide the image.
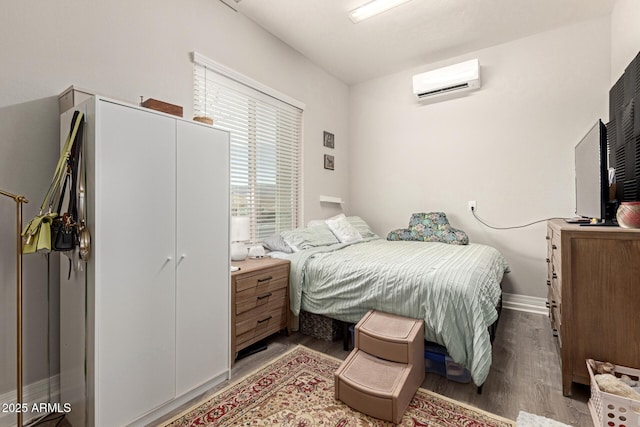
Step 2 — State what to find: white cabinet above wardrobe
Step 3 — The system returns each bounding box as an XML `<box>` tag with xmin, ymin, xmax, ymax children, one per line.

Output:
<box><xmin>60</xmin><ymin>96</ymin><xmax>230</xmax><ymax>427</ymax></box>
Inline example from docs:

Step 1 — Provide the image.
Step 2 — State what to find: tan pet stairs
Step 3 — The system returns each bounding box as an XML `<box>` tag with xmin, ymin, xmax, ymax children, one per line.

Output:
<box><xmin>334</xmin><ymin>309</ymin><xmax>425</xmax><ymax>424</ymax></box>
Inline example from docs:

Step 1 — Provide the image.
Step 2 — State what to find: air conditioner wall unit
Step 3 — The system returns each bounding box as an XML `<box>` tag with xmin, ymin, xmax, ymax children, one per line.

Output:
<box><xmin>412</xmin><ymin>59</ymin><xmax>481</xmax><ymax>101</ymax></box>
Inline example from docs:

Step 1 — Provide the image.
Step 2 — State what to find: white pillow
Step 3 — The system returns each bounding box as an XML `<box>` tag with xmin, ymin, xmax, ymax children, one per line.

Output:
<box><xmin>326</xmin><ymin>215</ymin><xmax>362</xmax><ymax>243</ymax></box>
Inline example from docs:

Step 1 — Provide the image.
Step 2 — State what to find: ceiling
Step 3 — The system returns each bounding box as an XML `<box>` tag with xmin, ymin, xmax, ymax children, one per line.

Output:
<box><xmin>232</xmin><ymin>0</ymin><xmax>616</xmax><ymax>85</ymax></box>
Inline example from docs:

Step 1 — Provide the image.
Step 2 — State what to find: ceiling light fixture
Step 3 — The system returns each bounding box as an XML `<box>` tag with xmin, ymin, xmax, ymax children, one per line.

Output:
<box><xmin>349</xmin><ymin>0</ymin><xmax>412</xmax><ymax>23</ymax></box>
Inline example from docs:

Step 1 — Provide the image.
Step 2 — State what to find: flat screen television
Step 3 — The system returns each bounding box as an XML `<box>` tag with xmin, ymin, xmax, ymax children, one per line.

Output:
<box><xmin>574</xmin><ymin>120</ymin><xmax>609</xmax><ymax>221</ymax></box>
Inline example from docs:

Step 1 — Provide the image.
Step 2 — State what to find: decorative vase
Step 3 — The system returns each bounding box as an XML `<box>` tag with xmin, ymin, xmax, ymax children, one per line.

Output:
<box><xmin>616</xmin><ymin>201</ymin><xmax>640</xmax><ymax>228</ymax></box>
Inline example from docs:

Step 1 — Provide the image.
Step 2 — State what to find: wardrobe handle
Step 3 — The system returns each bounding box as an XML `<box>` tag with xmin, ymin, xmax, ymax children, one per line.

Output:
<box><xmin>257</xmin><ymin>276</ymin><xmax>273</xmax><ymax>283</ymax></box>
<box><xmin>257</xmin><ymin>316</ymin><xmax>272</xmax><ymax>324</ymax></box>
<box><xmin>546</xmin><ymin>258</ymin><xmax>550</xmax><ymax>263</ymax></box>
<box><xmin>545</xmin><ymin>236</ymin><xmax>550</xmax><ymax>240</ymax></box>
<box><xmin>546</xmin><ymin>280</ymin><xmax>551</xmax><ymax>286</ymax></box>
<box><xmin>552</xmin><ymin>244</ymin><xmax>557</xmax><ymax>250</ymax></box>
<box><xmin>552</xmin><ymin>273</ymin><xmax>557</xmax><ymax>279</ymax></box>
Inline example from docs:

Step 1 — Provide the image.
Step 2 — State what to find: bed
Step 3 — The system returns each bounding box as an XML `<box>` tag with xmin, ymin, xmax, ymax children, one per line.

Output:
<box><xmin>270</xmin><ymin>216</ymin><xmax>509</xmax><ymax>387</ymax></box>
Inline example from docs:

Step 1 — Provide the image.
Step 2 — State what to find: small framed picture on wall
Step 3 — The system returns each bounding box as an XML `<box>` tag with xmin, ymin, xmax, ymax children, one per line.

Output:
<box><xmin>323</xmin><ymin>131</ymin><xmax>335</xmax><ymax>149</ymax></box>
<box><xmin>324</xmin><ymin>154</ymin><xmax>335</xmax><ymax>170</ymax></box>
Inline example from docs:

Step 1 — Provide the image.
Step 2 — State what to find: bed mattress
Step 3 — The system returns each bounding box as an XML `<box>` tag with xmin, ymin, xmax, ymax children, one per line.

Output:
<box><xmin>287</xmin><ymin>238</ymin><xmax>509</xmax><ymax>386</ymax></box>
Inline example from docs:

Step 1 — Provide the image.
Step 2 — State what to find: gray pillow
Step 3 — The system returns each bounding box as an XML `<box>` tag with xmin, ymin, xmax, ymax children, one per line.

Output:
<box><xmin>346</xmin><ymin>216</ymin><xmax>378</xmax><ymax>239</ymax></box>
<box><xmin>261</xmin><ymin>233</ymin><xmax>293</xmax><ymax>253</ymax></box>
<box><xmin>280</xmin><ymin>224</ymin><xmax>340</xmax><ymax>252</ymax></box>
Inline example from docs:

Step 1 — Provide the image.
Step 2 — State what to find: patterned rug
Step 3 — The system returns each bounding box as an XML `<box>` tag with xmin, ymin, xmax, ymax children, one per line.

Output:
<box><xmin>162</xmin><ymin>345</ymin><xmax>515</xmax><ymax>426</ymax></box>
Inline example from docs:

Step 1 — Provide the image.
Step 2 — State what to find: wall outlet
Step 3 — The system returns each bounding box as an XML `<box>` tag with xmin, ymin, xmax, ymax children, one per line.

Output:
<box><xmin>468</xmin><ymin>201</ymin><xmax>477</xmax><ymax>211</ymax></box>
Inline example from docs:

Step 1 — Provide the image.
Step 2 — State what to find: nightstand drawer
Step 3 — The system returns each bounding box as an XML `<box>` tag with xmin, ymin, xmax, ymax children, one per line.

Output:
<box><xmin>235</xmin><ymin>305</ymin><xmax>288</xmax><ymax>348</ymax></box>
<box><xmin>235</xmin><ymin>265</ymin><xmax>289</xmax><ymax>294</ymax></box>
<box><xmin>236</xmin><ymin>287</ymin><xmax>287</xmax><ymax>317</ymax></box>
<box><xmin>236</xmin><ymin>274</ymin><xmax>288</xmax><ymax>304</ymax></box>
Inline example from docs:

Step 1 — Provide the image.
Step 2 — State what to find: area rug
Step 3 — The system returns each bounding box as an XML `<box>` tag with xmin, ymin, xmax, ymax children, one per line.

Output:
<box><xmin>162</xmin><ymin>345</ymin><xmax>515</xmax><ymax>426</ymax></box>
<box><xmin>515</xmin><ymin>411</ymin><xmax>571</xmax><ymax>427</ymax></box>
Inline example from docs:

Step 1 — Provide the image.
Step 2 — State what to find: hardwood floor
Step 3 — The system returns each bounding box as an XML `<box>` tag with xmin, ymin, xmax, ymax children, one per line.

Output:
<box><xmin>147</xmin><ymin>309</ymin><xmax>592</xmax><ymax>426</ymax></box>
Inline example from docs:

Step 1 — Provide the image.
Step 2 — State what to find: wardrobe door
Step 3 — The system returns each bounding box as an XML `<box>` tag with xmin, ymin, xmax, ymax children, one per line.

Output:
<box><xmin>175</xmin><ymin>122</ymin><xmax>230</xmax><ymax>394</ymax></box>
<box><xmin>95</xmin><ymin>100</ymin><xmax>176</xmax><ymax>426</ymax></box>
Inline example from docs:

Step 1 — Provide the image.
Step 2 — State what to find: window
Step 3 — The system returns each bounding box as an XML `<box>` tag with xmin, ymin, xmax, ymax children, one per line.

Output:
<box><xmin>193</xmin><ymin>53</ymin><xmax>303</xmax><ymax>242</ymax></box>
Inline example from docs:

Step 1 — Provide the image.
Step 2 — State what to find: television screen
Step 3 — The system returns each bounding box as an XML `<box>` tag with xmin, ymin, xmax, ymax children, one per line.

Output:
<box><xmin>575</xmin><ymin>120</ymin><xmax>607</xmax><ymax>220</ymax></box>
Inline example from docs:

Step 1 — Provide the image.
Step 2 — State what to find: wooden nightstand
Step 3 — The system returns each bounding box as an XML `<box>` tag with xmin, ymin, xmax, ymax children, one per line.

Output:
<box><xmin>231</xmin><ymin>257</ymin><xmax>290</xmax><ymax>365</ymax></box>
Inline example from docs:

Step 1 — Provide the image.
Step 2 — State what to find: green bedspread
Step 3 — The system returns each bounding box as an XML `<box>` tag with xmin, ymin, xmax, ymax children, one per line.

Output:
<box><xmin>288</xmin><ymin>238</ymin><xmax>509</xmax><ymax>386</ymax></box>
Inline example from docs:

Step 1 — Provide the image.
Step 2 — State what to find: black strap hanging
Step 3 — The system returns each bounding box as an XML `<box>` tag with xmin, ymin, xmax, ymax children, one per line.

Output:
<box><xmin>51</xmin><ymin>111</ymin><xmax>85</xmax><ymax>253</ymax></box>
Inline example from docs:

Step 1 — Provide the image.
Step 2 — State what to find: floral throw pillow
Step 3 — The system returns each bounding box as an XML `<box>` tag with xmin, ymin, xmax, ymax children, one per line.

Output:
<box><xmin>387</xmin><ymin>212</ymin><xmax>469</xmax><ymax>245</ymax></box>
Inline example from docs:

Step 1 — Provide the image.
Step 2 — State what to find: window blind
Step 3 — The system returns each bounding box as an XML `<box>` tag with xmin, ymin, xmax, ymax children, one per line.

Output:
<box><xmin>193</xmin><ymin>57</ymin><xmax>303</xmax><ymax>242</ymax></box>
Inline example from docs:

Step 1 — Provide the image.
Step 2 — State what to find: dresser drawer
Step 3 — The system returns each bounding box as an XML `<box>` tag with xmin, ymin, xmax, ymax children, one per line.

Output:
<box><xmin>551</xmin><ymin>273</ymin><xmax>561</xmax><ymax>305</ymax></box>
<box><xmin>549</xmin><ymin>294</ymin><xmax>560</xmax><ymax>323</ymax></box>
<box><xmin>236</xmin><ymin>287</ymin><xmax>287</xmax><ymax>319</ymax></box>
<box><xmin>236</xmin><ymin>277</ymin><xmax>288</xmax><ymax>306</ymax></box>
<box><xmin>235</xmin><ymin>305</ymin><xmax>288</xmax><ymax>348</ymax></box>
<box><xmin>550</xmin><ymin>227</ymin><xmax>561</xmax><ymax>251</ymax></box>
<box><xmin>554</xmin><ymin>304</ymin><xmax>562</xmax><ymax>348</ymax></box>
<box><xmin>547</xmin><ymin>284</ymin><xmax>561</xmax><ymax>336</ymax></box>
<box><xmin>551</xmin><ymin>252</ymin><xmax>561</xmax><ymax>279</ymax></box>
<box><xmin>235</xmin><ymin>265</ymin><xmax>288</xmax><ymax>296</ymax></box>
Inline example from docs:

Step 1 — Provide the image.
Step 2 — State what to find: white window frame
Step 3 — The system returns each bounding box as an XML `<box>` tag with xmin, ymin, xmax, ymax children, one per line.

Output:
<box><xmin>192</xmin><ymin>52</ymin><xmax>304</xmax><ymax>242</ymax></box>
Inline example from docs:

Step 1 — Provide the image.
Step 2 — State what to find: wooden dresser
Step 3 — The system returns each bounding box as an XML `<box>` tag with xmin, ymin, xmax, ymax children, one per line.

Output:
<box><xmin>546</xmin><ymin>219</ymin><xmax>640</xmax><ymax>395</ymax></box>
<box><xmin>231</xmin><ymin>257</ymin><xmax>290</xmax><ymax>365</ymax></box>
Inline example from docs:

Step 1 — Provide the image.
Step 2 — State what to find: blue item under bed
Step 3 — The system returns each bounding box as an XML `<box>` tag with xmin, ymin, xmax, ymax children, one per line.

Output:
<box><xmin>424</xmin><ymin>342</ymin><xmax>472</xmax><ymax>383</ymax></box>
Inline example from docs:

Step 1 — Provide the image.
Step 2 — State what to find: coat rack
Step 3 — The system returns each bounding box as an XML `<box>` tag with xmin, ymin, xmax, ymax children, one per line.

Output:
<box><xmin>1</xmin><ymin>189</ymin><xmax>28</xmax><ymax>427</ymax></box>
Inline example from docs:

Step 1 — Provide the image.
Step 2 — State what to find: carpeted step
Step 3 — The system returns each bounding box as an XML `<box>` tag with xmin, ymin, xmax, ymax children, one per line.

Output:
<box><xmin>335</xmin><ymin>348</ymin><xmax>421</xmax><ymax>424</ymax></box>
<box><xmin>356</xmin><ymin>309</ymin><xmax>424</xmax><ymax>364</ymax></box>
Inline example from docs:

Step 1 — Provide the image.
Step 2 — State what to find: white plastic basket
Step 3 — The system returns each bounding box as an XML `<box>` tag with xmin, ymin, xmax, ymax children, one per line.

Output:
<box><xmin>587</xmin><ymin>360</ymin><xmax>640</xmax><ymax>427</ymax></box>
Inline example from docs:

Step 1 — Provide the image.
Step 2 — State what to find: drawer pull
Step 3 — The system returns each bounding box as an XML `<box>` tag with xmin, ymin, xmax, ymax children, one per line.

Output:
<box><xmin>257</xmin><ymin>292</ymin><xmax>273</xmax><ymax>300</ymax></box>
<box><xmin>545</xmin><ymin>301</ymin><xmax>550</xmax><ymax>308</ymax></box>
<box><xmin>552</xmin><ymin>244</ymin><xmax>557</xmax><ymax>250</ymax></box>
<box><xmin>257</xmin><ymin>276</ymin><xmax>273</xmax><ymax>283</ymax></box>
<box><xmin>546</xmin><ymin>280</ymin><xmax>551</xmax><ymax>286</ymax></box>
<box><xmin>546</xmin><ymin>236</ymin><xmax>550</xmax><ymax>240</ymax></box>
<box><xmin>552</xmin><ymin>273</ymin><xmax>557</xmax><ymax>279</ymax></box>
<box><xmin>257</xmin><ymin>316</ymin><xmax>272</xmax><ymax>324</ymax></box>
<box><xmin>546</xmin><ymin>258</ymin><xmax>550</xmax><ymax>263</ymax></box>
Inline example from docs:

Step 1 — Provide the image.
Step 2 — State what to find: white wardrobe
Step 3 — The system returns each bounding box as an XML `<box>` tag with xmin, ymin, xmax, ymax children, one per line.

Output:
<box><xmin>60</xmin><ymin>96</ymin><xmax>230</xmax><ymax>427</ymax></box>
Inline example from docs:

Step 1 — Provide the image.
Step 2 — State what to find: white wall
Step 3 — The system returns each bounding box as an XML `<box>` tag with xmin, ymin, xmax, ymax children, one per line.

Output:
<box><xmin>0</xmin><ymin>0</ymin><xmax>348</xmax><ymax>400</ymax></box>
<box><xmin>611</xmin><ymin>0</ymin><xmax>640</xmax><ymax>85</ymax></box>
<box><xmin>348</xmin><ymin>17</ymin><xmax>611</xmax><ymax>298</ymax></box>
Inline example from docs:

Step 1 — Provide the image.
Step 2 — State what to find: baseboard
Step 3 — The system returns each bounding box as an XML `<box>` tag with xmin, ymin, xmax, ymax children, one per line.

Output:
<box><xmin>502</xmin><ymin>293</ymin><xmax>548</xmax><ymax>316</ymax></box>
<box><xmin>0</xmin><ymin>374</ymin><xmax>60</xmax><ymax>427</ymax></box>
